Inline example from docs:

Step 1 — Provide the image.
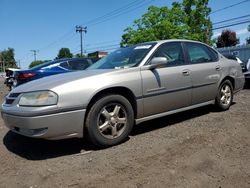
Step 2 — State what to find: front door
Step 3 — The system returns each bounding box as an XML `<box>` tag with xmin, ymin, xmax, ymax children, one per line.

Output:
<box><xmin>140</xmin><ymin>42</ymin><xmax>192</xmax><ymax>117</ymax></box>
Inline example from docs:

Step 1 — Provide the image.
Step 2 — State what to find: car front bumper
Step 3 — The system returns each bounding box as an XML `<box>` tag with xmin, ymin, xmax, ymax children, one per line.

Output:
<box><xmin>1</xmin><ymin>109</ymin><xmax>86</xmax><ymax>140</ymax></box>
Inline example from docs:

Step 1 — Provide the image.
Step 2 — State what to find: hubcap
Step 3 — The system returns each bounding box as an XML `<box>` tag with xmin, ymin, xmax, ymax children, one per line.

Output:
<box><xmin>220</xmin><ymin>85</ymin><xmax>231</xmax><ymax>106</ymax></box>
<box><xmin>98</xmin><ymin>103</ymin><xmax>127</xmax><ymax>139</ymax></box>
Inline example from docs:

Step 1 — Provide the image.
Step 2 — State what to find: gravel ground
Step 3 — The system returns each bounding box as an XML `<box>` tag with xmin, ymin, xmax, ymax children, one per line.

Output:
<box><xmin>0</xmin><ymin>77</ymin><xmax>250</xmax><ymax>188</ymax></box>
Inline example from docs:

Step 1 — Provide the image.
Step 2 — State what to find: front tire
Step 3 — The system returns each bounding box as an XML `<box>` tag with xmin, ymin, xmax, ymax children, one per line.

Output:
<box><xmin>85</xmin><ymin>95</ymin><xmax>134</xmax><ymax>147</ymax></box>
<box><xmin>215</xmin><ymin>80</ymin><xmax>233</xmax><ymax>111</ymax></box>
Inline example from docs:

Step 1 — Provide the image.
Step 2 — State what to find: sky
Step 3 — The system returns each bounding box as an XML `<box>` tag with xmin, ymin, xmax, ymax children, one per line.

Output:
<box><xmin>0</xmin><ymin>0</ymin><xmax>250</xmax><ymax>69</ymax></box>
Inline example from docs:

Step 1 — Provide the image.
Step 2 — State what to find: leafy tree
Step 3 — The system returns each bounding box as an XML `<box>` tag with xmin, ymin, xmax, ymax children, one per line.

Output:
<box><xmin>121</xmin><ymin>0</ymin><xmax>212</xmax><ymax>47</ymax></box>
<box><xmin>216</xmin><ymin>30</ymin><xmax>239</xmax><ymax>48</ymax></box>
<box><xmin>29</xmin><ymin>60</ymin><xmax>52</xmax><ymax>68</ymax></box>
<box><xmin>56</xmin><ymin>48</ymin><xmax>73</xmax><ymax>59</ymax></box>
<box><xmin>182</xmin><ymin>0</ymin><xmax>212</xmax><ymax>44</ymax></box>
<box><xmin>0</xmin><ymin>48</ymin><xmax>17</xmax><ymax>71</ymax></box>
<box><xmin>74</xmin><ymin>53</ymin><xmax>86</xmax><ymax>58</ymax></box>
<box><xmin>29</xmin><ymin>60</ymin><xmax>44</xmax><ymax>68</ymax></box>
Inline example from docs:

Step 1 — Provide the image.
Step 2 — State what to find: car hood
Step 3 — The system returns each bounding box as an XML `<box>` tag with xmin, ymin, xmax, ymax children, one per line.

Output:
<box><xmin>12</xmin><ymin>69</ymin><xmax>116</xmax><ymax>93</ymax></box>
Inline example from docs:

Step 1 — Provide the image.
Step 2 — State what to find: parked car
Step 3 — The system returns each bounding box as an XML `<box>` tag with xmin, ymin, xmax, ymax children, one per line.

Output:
<box><xmin>4</xmin><ymin>68</ymin><xmax>19</xmax><ymax>90</ymax></box>
<box><xmin>13</xmin><ymin>57</ymin><xmax>98</xmax><ymax>88</ymax></box>
<box><xmin>223</xmin><ymin>54</ymin><xmax>247</xmax><ymax>72</ymax></box>
<box><xmin>244</xmin><ymin>59</ymin><xmax>250</xmax><ymax>82</ymax></box>
<box><xmin>1</xmin><ymin>40</ymin><xmax>245</xmax><ymax>147</ymax></box>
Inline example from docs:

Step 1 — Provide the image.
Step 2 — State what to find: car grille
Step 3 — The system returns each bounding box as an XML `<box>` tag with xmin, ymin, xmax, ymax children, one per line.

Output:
<box><xmin>5</xmin><ymin>93</ymin><xmax>20</xmax><ymax>105</ymax></box>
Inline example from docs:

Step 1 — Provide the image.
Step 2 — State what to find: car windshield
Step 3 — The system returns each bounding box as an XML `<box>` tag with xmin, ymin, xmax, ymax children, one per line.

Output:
<box><xmin>87</xmin><ymin>43</ymin><xmax>156</xmax><ymax>70</ymax></box>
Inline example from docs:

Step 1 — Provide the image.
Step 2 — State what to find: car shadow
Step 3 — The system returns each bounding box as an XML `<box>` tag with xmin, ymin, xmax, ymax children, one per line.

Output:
<box><xmin>244</xmin><ymin>81</ymin><xmax>250</xmax><ymax>89</ymax></box>
<box><xmin>131</xmin><ymin>105</ymin><xmax>213</xmax><ymax>136</ymax></box>
<box><xmin>3</xmin><ymin>132</ymin><xmax>97</xmax><ymax>160</ymax></box>
<box><xmin>3</xmin><ymin>104</ymin><xmax>233</xmax><ymax>160</ymax></box>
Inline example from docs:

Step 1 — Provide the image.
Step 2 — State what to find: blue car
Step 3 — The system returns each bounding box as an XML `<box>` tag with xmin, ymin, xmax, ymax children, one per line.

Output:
<box><xmin>13</xmin><ymin>57</ymin><xmax>98</xmax><ymax>87</ymax></box>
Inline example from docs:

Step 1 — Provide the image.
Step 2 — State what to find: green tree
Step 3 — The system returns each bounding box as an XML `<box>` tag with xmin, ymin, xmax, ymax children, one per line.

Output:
<box><xmin>29</xmin><ymin>60</ymin><xmax>44</xmax><ymax>68</ymax></box>
<box><xmin>56</xmin><ymin>48</ymin><xmax>73</xmax><ymax>59</ymax></box>
<box><xmin>0</xmin><ymin>48</ymin><xmax>17</xmax><ymax>70</ymax></box>
<box><xmin>29</xmin><ymin>60</ymin><xmax>52</xmax><ymax>68</ymax></box>
<box><xmin>216</xmin><ymin>30</ymin><xmax>239</xmax><ymax>48</ymax></box>
<box><xmin>74</xmin><ymin>53</ymin><xmax>86</xmax><ymax>58</ymax></box>
<box><xmin>121</xmin><ymin>0</ymin><xmax>212</xmax><ymax>47</ymax></box>
<box><xmin>182</xmin><ymin>0</ymin><xmax>212</xmax><ymax>43</ymax></box>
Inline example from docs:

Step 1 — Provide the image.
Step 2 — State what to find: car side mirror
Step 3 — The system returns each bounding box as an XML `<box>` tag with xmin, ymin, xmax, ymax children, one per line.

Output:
<box><xmin>148</xmin><ymin>57</ymin><xmax>168</xmax><ymax>70</ymax></box>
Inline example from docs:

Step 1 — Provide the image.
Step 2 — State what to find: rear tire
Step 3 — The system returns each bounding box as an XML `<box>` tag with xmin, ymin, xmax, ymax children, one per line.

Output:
<box><xmin>215</xmin><ymin>80</ymin><xmax>233</xmax><ymax>111</ymax></box>
<box><xmin>85</xmin><ymin>94</ymin><xmax>134</xmax><ymax>147</ymax></box>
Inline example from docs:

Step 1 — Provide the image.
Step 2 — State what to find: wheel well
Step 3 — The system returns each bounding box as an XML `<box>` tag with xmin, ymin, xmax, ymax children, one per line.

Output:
<box><xmin>221</xmin><ymin>76</ymin><xmax>235</xmax><ymax>89</ymax></box>
<box><xmin>85</xmin><ymin>87</ymin><xmax>137</xmax><ymax>121</ymax></box>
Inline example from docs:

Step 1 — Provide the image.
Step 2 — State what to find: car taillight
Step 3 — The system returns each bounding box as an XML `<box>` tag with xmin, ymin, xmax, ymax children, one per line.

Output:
<box><xmin>18</xmin><ymin>73</ymin><xmax>37</xmax><ymax>80</ymax></box>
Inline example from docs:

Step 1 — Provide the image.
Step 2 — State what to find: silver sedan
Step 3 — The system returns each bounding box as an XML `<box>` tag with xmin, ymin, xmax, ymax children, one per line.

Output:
<box><xmin>1</xmin><ymin>40</ymin><xmax>245</xmax><ymax>147</ymax></box>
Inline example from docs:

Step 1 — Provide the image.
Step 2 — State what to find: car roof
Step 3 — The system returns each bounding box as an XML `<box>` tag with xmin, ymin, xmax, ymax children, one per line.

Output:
<box><xmin>140</xmin><ymin>39</ymin><xmax>207</xmax><ymax>45</ymax></box>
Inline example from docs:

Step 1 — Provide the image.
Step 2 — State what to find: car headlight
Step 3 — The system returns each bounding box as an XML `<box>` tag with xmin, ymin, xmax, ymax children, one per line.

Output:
<box><xmin>19</xmin><ymin>91</ymin><xmax>58</xmax><ymax>106</ymax></box>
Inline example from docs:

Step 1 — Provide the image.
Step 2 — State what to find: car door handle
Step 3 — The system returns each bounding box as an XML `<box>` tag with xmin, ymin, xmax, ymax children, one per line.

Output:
<box><xmin>182</xmin><ymin>70</ymin><xmax>190</xmax><ymax>76</ymax></box>
<box><xmin>215</xmin><ymin>66</ymin><xmax>222</xmax><ymax>71</ymax></box>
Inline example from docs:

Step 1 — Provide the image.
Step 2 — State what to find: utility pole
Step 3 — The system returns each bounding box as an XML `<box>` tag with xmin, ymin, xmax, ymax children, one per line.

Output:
<box><xmin>31</xmin><ymin>50</ymin><xmax>38</xmax><ymax>61</ymax></box>
<box><xmin>18</xmin><ymin>60</ymin><xmax>21</xmax><ymax>69</ymax></box>
<box><xmin>0</xmin><ymin>59</ymin><xmax>5</xmax><ymax>77</ymax></box>
<box><xmin>0</xmin><ymin>60</ymin><xmax>2</xmax><ymax>76</ymax></box>
<box><xmin>76</xmin><ymin>25</ymin><xmax>87</xmax><ymax>57</ymax></box>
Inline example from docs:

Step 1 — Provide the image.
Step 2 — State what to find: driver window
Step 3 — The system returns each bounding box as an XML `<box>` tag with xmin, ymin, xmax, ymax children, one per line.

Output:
<box><xmin>152</xmin><ymin>42</ymin><xmax>185</xmax><ymax>66</ymax></box>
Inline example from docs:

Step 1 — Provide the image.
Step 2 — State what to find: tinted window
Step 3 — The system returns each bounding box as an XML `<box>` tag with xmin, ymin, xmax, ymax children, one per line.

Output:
<box><xmin>185</xmin><ymin>42</ymin><xmax>218</xmax><ymax>64</ymax></box>
<box><xmin>59</xmin><ymin>61</ymin><xmax>70</xmax><ymax>70</ymax></box>
<box><xmin>152</xmin><ymin>42</ymin><xmax>185</xmax><ymax>66</ymax></box>
<box><xmin>68</xmin><ymin>59</ymin><xmax>91</xmax><ymax>70</ymax></box>
<box><xmin>60</xmin><ymin>59</ymin><xmax>92</xmax><ymax>70</ymax></box>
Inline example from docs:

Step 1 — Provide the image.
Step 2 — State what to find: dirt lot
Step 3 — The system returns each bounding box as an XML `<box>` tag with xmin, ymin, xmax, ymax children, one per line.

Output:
<box><xmin>0</xmin><ymin>77</ymin><xmax>250</xmax><ymax>188</ymax></box>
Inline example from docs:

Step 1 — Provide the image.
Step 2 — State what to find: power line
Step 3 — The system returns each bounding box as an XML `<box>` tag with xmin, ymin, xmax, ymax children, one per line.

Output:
<box><xmin>21</xmin><ymin>0</ymin><xmax>152</xmax><ymax>61</ymax></box>
<box><xmin>38</xmin><ymin>28</ymin><xmax>75</xmax><ymax>51</ymax></box>
<box><xmin>40</xmin><ymin>0</ymin><xmax>149</xmax><ymax>52</ymax></box>
<box><xmin>86</xmin><ymin>47</ymin><xmax>120</xmax><ymax>54</ymax></box>
<box><xmin>85</xmin><ymin>44</ymin><xmax>120</xmax><ymax>51</ymax></box>
<box><xmin>73</xmin><ymin>43</ymin><xmax>120</xmax><ymax>54</ymax></box>
<box><xmin>72</xmin><ymin>42</ymin><xmax>120</xmax><ymax>54</ymax></box>
<box><xmin>86</xmin><ymin>0</ymin><xmax>155</xmax><ymax>27</ymax></box>
<box><xmin>212</xmin><ymin>20</ymin><xmax>250</xmax><ymax>30</ymax></box>
<box><xmin>83</xmin><ymin>0</ymin><xmax>147</xmax><ymax>26</ymax></box>
<box><xmin>211</xmin><ymin>0</ymin><xmax>250</xmax><ymax>14</ymax></box>
<box><xmin>85</xmin><ymin>39</ymin><xmax>121</xmax><ymax>47</ymax></box>
<box><xmin>213</xmin><ymin>14</ymin><xmax>250</xmax><ymax>25</ymax></box>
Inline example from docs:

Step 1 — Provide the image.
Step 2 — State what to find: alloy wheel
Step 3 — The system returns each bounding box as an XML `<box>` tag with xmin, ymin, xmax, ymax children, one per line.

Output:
<box><xmin>220</xmin><ymin>84</ymin><xmax>232</xmax><ymax>106</ymax></box>
<box><xmin>97</xmin><ymin>103</ymin><xmax>127</xmax><ymax>139</ymax></box>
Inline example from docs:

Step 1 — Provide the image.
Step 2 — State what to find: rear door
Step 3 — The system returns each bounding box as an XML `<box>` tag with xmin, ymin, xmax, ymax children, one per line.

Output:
<box><xmin>140</xmin><ymin>42</ymin><xmax>192</xmax><ymax>117</ymax></box>
<box><xmin>183</xmin><ymin>42</ymin><xmax>222</xmax><ymax>105</ymax></box>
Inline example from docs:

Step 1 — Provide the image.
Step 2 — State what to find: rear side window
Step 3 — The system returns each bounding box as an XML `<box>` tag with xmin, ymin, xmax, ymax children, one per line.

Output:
<box><xmin>60</xmin><ymin>59</ymin><xmax>92</xmax><ymax>70</ymax></box>
<box><xmin>184</xmin><ymin>42</ymin><xmax>218</xmax><ymax>64</ymax></box>
<box><xmin>59</xmin><ymin>61</ymin><xmax>70</xmax><ymax>69</ymax></box>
